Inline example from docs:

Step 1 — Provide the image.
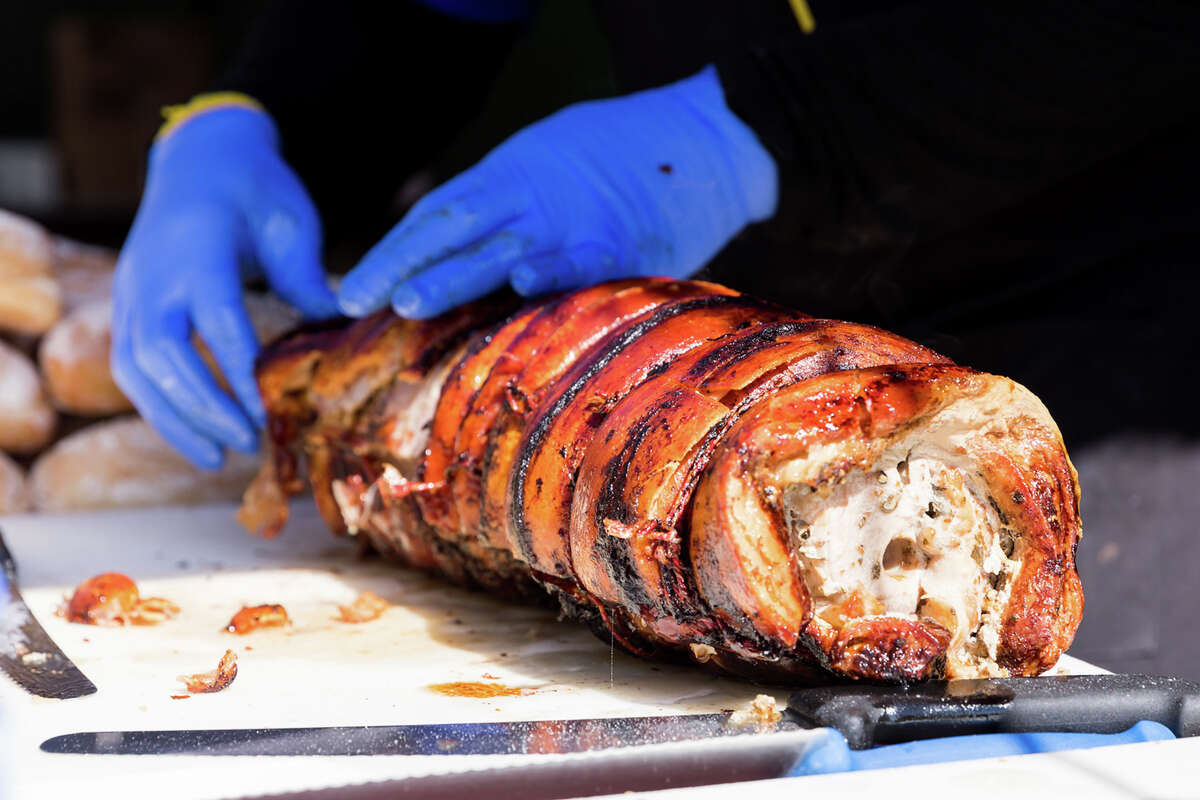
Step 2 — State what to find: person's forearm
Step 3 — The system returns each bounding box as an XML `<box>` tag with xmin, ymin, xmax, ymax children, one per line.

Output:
<box><xmin>219</xmin><ymin>0</ymin><xmax>527</xmax><ymax>237</ymax></box>
<box><xmin>716</xmin><ymin>0</ymin><xmax>1199</xmax><ymax>252</ymax></box>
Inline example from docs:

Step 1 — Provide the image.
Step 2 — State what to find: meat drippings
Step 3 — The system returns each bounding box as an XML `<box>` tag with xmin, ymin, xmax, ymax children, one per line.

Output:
<box><xmin>785</xmin><ymin>440</ymin><xmax>1019</xmax><ymax>675</ymax></box>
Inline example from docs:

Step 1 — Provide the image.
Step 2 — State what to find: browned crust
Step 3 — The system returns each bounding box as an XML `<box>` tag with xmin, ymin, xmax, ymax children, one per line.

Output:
<box><xmin>416</xmin><ymin>304</ymin><xmax>544</xmax><ymax>536</ymax></box>
<box><xmin>507</xmin><ymin>295</ymin><xmax>794</xmax><ymax>578</ymax></box>
<box><xmin>447</xmin><ymin>284</ymin><xmax>635</xmax><ymax>543</ymax></box>
<box><xmin>828</xmin><ymin>617</ymin><xmax>953</xmax><ymax>682</ymax></box>
<box><xmin>978</xmin><ymin>415</ymin><xmax>1085</xmax><ymax>674</ymax></box>
<box><xmin>475</xmin><ymin>280</ymin><xmax>735</xmax><ymax>552</ymax></box>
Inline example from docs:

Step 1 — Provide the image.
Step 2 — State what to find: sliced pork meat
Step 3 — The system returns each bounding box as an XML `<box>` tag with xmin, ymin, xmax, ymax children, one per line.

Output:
<box><xmin>690</xmin><ymin>365</ymin><xmax>1082</xmax><ymax>680</ymax></box>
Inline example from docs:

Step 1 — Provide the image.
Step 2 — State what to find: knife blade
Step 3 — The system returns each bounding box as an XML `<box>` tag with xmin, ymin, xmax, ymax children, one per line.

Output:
<box><xmin>41</xmin><ymin>712</ymin><xmax>797</xmax><ymax>756</ymax></box>
<box><xmin>0</xmin><ymin>526</ymin><xmax>97</xmax><ymax>700</ymax></box>
<box><xmin>39</xmin><ymin>674</ymin><xmax>1200</xmax><ymax>756</ymax></box>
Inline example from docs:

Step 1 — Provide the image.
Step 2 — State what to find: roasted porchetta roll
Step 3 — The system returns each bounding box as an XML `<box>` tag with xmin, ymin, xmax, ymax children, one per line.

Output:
<box><xmin>242</xmin><ymin>279</ymin><xmax>1083</xmax><ymax>683</ymax></box>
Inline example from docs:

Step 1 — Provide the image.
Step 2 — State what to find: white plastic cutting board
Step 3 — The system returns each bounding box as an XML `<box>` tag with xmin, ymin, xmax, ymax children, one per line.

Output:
<box><xmin>0</xmin><ymin>501</ymin><xmax>1105</xmax><ymax>799</ymax></box>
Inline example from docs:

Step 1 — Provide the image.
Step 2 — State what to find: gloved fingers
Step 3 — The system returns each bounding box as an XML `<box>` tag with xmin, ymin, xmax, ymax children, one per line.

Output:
<box><xmin>339</xmin><ymin>184</ymin><xmax>527</xmax><ymax>317</ymax></box>
<box><xmin>508</xmin><ymin>242</ymin><xmax>624</xmax><ymax>296</ymax></box>
<box><xmin>128</xmin><ymin>305</ymin><xmax>259</xmax><ymax>454</ymax></box>
<box><xmin>110</xmin><ymin>327</ymin><xmax>225</xmax><ymax>470</ymax></box>
<box><xmin>251</xmin><ymin>169</ymin><xmax>340</xmax><ymax>320</ymax></box>
<box><xmin>190</xmin><ymin>290</ymin><xmax>267</xmax><ymax>429</ymax></box>
<box><xmin>390</xmin><ymin>232</ymin><xmax>527</xmax><ymax>319</ymax></box>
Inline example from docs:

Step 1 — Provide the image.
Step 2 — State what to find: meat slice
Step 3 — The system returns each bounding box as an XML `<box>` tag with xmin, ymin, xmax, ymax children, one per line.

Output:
<box><xmin>569</xmin><ymin>321</ymin><xmax>947</xmax><ymax>647</ymax></box>
<box><xmin>416</xmin><ymin>304</ymin><xmax>544</xmax><ymax>537</ymax></box>
<box><xmin>304</xmin><ymin>302</ymin><xmax>506</xmax><ymax>428</ymax></box>
<box><xmin>448</xmin><ymin>279</ymin><xmax>725</xmax><ymax>546</ymax></box>
<box><xmin>507</xmin><ymin>295</ymin><xmax>794</xmax><ymax>579</ymax></box>
<box><xmin>446</xmin><ymin>292</ymin><xmax>602</xmax><ymax>543</ymax></box>
<box><xmin>475</xmin><ymin>280</ymin><xmax>735</xmax><ymax>552</ymax></box>
<box><xmin>328</xmin><ymin>345</ymin><xmax>540</xmax><ymax>595</ymax></box>
<box><xmin>249</xmin><ymin>298</ymin><xmax>512</xmax><ymax>562</ymax></box>
<box><xmin>689</xmin><ymin>365</ymin><xmax>1083</xmax><ymax>681</ymax></box>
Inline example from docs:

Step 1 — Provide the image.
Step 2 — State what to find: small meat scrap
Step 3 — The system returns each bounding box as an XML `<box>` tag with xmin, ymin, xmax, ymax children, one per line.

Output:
<box><xmin>60</xmin><ymin>572</ymin><xmax>179</xmax><ymax>626</ymax></box>
<box><xmin>688</xmin><ymin>643</ymin><xmax>717</xmax><ymax>663</ymax></box>
<box><xmin>335</xmin><ymin>590</ymin><xmax>389</xmax><ymax>624</ymax></box>
<box><xmin>727</xmin><ymin>694</ymin><xmax>783</xmax><ymax>729</ymax></box>
<box><xmin>224</xmin><ymin>604</ymin><xmax>290</xmax><ymax>634</ymax></box>
<box><xmin>179</xmin><ymin>649</ymin><xmax>238</xmax><ymax>694</ymax></box>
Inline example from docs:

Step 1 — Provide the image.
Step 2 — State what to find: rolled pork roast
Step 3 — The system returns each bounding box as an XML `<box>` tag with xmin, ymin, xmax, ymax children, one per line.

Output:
<box><xmin>239</xmin><ymin>279</ymin><xmax>1082</xmax><ymax>683</ymax></box>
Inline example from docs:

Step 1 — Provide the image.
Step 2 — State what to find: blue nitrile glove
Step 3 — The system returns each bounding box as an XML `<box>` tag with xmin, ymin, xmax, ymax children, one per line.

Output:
<box><xmin>789</xmin><ymin>721</ymin><xmax>1175</xmax><ymax>777</ymax></box>
<box><xmin>337</xmin><ymin>65</ymin><xmax>777</xmax><ymax>319</ymax></box>
<box><xmin>111</xmin><ymin>95</ymin><xmax>339</xmax><ymax>469</ymax></box>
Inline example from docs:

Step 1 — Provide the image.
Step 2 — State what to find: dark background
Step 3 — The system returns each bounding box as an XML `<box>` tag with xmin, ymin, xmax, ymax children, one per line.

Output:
<box><xmin>1</xmin><ymin>2</ymin><xmax>1195</xmax><ymax>681</ymax></box>
<box><xmin>0</xmin><ymin>0</ymin><xmax>614</xmax><ymax>261</ymax></box>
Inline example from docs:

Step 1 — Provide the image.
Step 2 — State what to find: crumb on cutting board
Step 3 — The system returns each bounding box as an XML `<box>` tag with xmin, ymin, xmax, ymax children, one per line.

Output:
<box><xmin>727</xmin><ymin>694</ymin><xmax>782</xmax><ymax>728</ymax></box>
<box><xmin>59</xmin><ymin>572</ymin><xmax>179</xmax><ymax>626</ymax></box>
<box><xmin>335</xmin><ymin>590</ymin><xmax>390</xmax><ymax>623</ymax></box>
<box><xmin>178</xmin><ymin>649</ymin><xmax>238</xmax><ymax>694</ymax></box>
<box><xmin>224</xmin><ymin>604</ymin><xmax>290</xmax><ymax>634</ymax></box>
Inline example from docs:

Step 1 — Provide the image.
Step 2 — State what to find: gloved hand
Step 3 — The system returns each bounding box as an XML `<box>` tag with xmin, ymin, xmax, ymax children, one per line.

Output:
<box><xmin>337</xmin><ymin>65</ymin><xmax>777</xmax><ymax>319</ymax></box>
<box><xmin>111</xmin><ymin>97</ymin><xmax>339</xmax><ymax>469</ymax></box>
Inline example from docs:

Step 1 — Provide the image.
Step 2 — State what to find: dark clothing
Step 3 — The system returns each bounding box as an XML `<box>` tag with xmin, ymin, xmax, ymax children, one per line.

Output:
<box><xmin>223</xmin><ymin>0</ymin><xmax>1200</xmax><ymax>446</ymax></box>
<box><xmin>222</xmin><ymin>1</ymin><xmax>524</xmax><ymax>239</ymax></box>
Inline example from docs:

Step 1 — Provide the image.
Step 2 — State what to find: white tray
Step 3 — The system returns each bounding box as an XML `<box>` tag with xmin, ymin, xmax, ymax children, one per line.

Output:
<box><xmin>0</xmin><ymin>502</ymin><xmax>1113</xmax><ymax>799</ymax></box>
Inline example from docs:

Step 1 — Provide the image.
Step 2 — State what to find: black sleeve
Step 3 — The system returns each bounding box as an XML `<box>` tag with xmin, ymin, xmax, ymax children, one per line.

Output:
<box><xmin>220</xmin><ymin>0</ymin><xmax>524</xmax><ymax>242</ymax></box>
<box><xmin>715</xmin><ymin>0</ymin><xmax>1200</xmax><ymax>257</ymax></box>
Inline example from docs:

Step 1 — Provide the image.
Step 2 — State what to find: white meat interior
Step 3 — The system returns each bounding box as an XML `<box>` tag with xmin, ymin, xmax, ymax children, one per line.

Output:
<box><xmin>780</xmin><ymin>402</ymin><xmax>1022</xmax><ymax>675</ymax></box>
<box><xmin>330</xmin><ymin>348</ymin><xmax>461</xmax><ymax>533</ymax></box>
<box><xmin>378</xmin><ymin>349</ymin><xmax>462</xmax><ymax>472</ymax></box>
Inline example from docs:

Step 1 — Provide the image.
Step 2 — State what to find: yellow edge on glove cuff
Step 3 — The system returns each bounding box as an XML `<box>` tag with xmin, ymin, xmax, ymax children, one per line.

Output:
<box><xmin>787</xmin><ymin>0</ymin><xmax>816</xmax><ymax>33</ymax></box>
<box><xmin>156</xmin><ymin>92</ymin><xmax>265</xmax><ymax>142</ymax></box>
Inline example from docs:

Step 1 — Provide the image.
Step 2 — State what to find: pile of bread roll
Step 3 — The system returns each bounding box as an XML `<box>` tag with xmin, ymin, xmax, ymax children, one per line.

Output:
<box><xmin>0</xmin><ymin>208</ymin><xmax>298</xmax><ymax>514</ymax></box>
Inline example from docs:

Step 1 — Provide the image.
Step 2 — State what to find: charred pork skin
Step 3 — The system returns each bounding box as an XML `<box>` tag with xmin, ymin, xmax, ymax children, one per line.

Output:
<box><xmin>415</xmin><ymin>303</ymin><xmax>543</xmax><ymax>538</ymax></box>
<box><xmin>475</xmin><ymin>280</ymin><xmax>736</xmax><ymax>554</ymax></box>
<box><xmin>246</xmin><ymin>280</ymin><xmax>1083</xmax><ymax>683</ymax></box>
<box><xmin>506</xmin><ymin>294</ymin><xmax>793</xmax><ymax>578</ymax></box>
<box><xmin>445</xmin><ymin>279</ymin><xmax>731</xmax><ymax>551</ymax></box>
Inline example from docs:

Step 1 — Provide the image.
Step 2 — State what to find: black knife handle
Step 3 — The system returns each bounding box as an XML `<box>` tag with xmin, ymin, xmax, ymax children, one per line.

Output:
<box><xmin>787</xmin><ymin>674</ymin><xmax>1200</xmax><ymax>749</ymax></box>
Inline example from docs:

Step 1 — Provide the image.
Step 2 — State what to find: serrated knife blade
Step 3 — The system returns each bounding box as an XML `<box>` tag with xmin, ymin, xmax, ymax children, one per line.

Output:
<box><xmin>0</xmin><ymin>526</ymin><xmax>96</xmax><ymax>699</ymax></box>
<box><xmin>39</xmin><ymin>713</ymin><xmax>799</xmax><ymax>756</ymax></box>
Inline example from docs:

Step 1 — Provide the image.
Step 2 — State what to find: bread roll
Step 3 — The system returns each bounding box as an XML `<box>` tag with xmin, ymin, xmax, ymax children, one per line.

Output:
<box><xmin>0</xmin><ymin>451</ymin><xmax>30</xmax><ymax>514</ymax></box>
<box><xmin>0</xmin><ymin>339</ymin><xmax>56</xmax><ymax>454</ymax></box>
<box><xmin>50</xmin><ymin>235</ymin><xmax>116</xmax><ymax>312</ymax></box>
<box><xmin>38</xmin><ymin>299</ymin><xmax>132</xmax><ymax>416</ymax></box>
<box><xmin>0</xmin><ymin>209</ymin><xmax>62</xmax><ymax>335</ymax></box>
<box><xmin>30</xmin><ymin>416</ymin><xmax>260</xmax><ymax>511</ymax></box>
